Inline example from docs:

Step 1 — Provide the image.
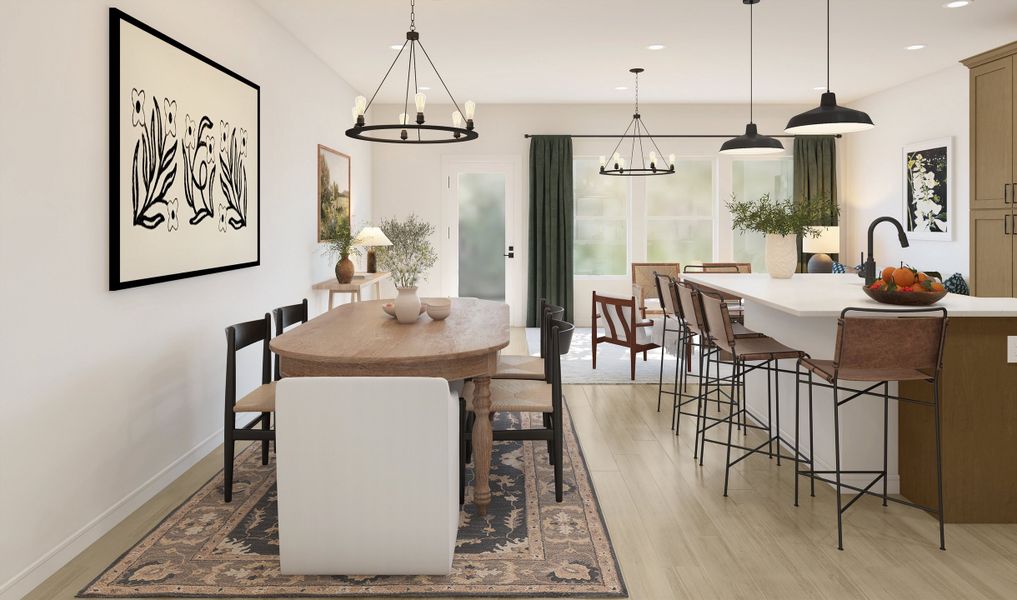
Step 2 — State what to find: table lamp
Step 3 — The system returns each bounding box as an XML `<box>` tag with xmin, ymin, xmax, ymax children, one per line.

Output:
<box><xmin>804</xmin><ymin>226</ymin><xmax>840</xmax><ymax>273</ymax></box>
<box><xmin>353</xmin><ymin>226</ymin><xmax>392</xmax><ymax>273</ymax></box>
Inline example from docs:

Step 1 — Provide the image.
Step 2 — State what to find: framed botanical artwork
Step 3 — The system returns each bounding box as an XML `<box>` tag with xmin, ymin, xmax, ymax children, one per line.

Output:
<box><xmin>110</xmin><ymin>8</ymin><xmax>260</xmax><ymax>290</ymax></box>
<box><xmin>902</xmin><ymin>137</ymin><xmax>952</xmax><ymax>241</ymax></box>
<box><xmin>317</xmin><ymin>145</ymin><xmax>351</xmax><ymax>242</ymax></box>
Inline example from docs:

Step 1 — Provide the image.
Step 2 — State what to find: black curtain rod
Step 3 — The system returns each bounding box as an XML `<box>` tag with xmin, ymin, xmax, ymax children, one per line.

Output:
<box><xmin>522</xmin><ymin>133</ymin><xmax>841</xmax><ymax>139</ymax></box>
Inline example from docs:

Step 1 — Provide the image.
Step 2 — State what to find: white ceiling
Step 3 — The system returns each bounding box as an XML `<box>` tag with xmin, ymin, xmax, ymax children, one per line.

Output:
<box><xmin>257</xmin><ymin>0</ymin><xmax>1017</xmax><ymax>105</ymax></box>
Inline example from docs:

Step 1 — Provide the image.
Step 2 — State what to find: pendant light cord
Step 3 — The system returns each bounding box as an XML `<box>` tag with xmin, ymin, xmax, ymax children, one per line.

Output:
<box><xmin>749</xmin><ymin>1</ymin><xmax>753</xmax><ymax>123</ymax></box>
<box><xmin>826</xmin><ymin>0</ymin><xmax>830</xmax><ymax>91</ymax></box>
<box><xmin>634</xmin><ymin>70</ymin><xmax>639</xmax><ymax>114</ymax></box>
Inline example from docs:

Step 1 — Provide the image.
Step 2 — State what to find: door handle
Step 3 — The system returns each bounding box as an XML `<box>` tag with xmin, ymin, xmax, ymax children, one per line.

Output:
<box><xmin>1006</xmin><ymin>183</ymin><xmax>1012</xmax><ymax>204</ymax></box>
<box><xmin>504</xmin><ymin>245</ymin><xmax>514</xmax><ymax>259</ymax></box>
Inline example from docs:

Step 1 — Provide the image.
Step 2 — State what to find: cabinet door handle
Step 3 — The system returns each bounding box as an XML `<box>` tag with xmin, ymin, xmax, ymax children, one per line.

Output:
<box><xmin>1007</xmin><ymin>214</ymin><xmax>1012</xmax><ymax>236</ymax></box>
<box><xmin>1007</xmin><ymin>183</ymin><xmax>1013</xmax><ymax>204</ymax></box>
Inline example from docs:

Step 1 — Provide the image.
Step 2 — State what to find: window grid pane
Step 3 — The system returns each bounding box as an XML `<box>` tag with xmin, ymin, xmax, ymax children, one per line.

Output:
<box><xmin>574</xmin><ymin>158</ymin><xmax>628</xmax><ymax>276</ymax></box>
<box><xmin>645</xmin><ymin>159</ymin><xmax>715</xmax><ymax>266</ymax></box>
<box><xmin>731</xmin><ymin>159</ymin><xmax>793</xmax><ymax>273</ymax></box>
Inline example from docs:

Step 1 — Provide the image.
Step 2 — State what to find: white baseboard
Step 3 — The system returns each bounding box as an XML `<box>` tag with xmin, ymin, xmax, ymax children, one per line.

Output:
<box><xmin>0</xmin><ymin>428</ymin><xmax>224</xmax><ymax>600</ymax></box>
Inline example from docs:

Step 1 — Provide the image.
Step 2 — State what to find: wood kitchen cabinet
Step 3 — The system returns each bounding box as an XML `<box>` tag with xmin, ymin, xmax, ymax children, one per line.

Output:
<box><xmin>965</xmin><ymin>42</ymin><xmax>1017</xmax><ymax>296</ymax></box>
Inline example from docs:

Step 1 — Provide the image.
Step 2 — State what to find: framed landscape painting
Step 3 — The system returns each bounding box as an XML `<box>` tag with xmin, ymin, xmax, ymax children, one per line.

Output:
<box><xmin>110</xmin><ymin>8</ymin><xmax>260</xmax><ymax>290</ymax></box>
<box><xmin>902</xmin><ymin>137</ymin><xmax>951</xmax><ymax>241</ymax></box>
<box><xmin>317</xmin><ymin>145</ymin><xmax>351</xmax><ymax>242</ymax></box>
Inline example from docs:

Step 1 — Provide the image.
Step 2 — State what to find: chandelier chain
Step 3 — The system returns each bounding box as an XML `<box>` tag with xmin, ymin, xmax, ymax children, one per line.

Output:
<box><xmin>410</xmin><ymin>0</ymin><xmax>416</xmax><ymax>31</ymax></box>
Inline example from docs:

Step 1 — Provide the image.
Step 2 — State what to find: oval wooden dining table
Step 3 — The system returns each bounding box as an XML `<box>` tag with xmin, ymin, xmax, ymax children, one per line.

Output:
<box><xmin>270</xmin><ymin>297</ymin><xmax>510</xmax><ymax>516</ymax></box>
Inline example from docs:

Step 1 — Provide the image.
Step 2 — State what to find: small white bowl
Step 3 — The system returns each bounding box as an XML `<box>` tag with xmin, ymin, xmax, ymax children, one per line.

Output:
<box><xmin>425</xmin><ymin>298</ymin><xmax>452</xmax><ymax>320</ymax></box>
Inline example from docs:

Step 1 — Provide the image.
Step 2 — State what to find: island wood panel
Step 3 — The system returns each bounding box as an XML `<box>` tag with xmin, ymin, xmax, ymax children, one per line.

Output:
<box><xmin>899</xmin><ymin>316</ymin><xmax>1017</xmax><ymax>523</ymax></box>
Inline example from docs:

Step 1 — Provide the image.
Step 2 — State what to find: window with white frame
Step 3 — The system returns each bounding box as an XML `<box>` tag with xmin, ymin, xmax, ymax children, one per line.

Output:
<box><xmin>573</xmin><ymin>157</ymin><xmax>629</xmax><ymax>276</ymax></box>
<box><xmin>645</xmin><ymin>159</ymin><xmax>715</xmax><ymax>266</ymax></box>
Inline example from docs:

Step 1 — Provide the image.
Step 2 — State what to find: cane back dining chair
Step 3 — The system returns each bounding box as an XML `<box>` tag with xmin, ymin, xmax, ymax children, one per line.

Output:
<box><xmin>632</xmin><ymin>262</ymin><xmax>680</xmax><ymax>319</ymax></box>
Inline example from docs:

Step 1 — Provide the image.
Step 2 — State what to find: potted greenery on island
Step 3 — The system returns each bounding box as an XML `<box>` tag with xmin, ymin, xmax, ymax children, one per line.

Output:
<box><xmin>726</xmin><ymin>194</ymin><xmax>833</xmax><ymax>279</ymax></box>
<box><xmin>377</xmin><ymin>214</ymin><xmax>438</xmax><ymax>323</ymax></box>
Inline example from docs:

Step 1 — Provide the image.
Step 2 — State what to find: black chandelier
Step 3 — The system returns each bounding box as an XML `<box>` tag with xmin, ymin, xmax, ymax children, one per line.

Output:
<box><xmin>345</xmin><ymin>0</ymin><xmax>477</xmax><ymax>144</ymax></box>
<box><xmin>600</xmin><ymin>68</ymin><xmax>675</xmax><ymax>176</ymax></box>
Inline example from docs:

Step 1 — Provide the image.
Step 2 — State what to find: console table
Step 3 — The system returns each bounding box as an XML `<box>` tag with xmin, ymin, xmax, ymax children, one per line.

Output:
<box><xmin>313</xmin><ymin>272</ymin><xmax>391</xmax><ymax>309</ymax></box>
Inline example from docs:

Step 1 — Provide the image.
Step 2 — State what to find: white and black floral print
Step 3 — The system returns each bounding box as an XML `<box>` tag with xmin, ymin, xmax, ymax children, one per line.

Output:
<box><xmin>163</xmin><ymin>99</ymin><xmax>177</xmax><ymax>137</ymax></box>
<box><xmin>129</xmin><ymin>90</ymin><xmax>179</xmax><ymax>230</ymax></box>
<box><xmin>166</xmin><ymin>198</ymin><xmax>179</xmax><ymax>231</ymax></box>
<box><xmin>131</xmin><ymin>88</ymin><xmax>146</xmax><ymax>127</ymax></box>
<box><xmin>183</xmin><ymin>114</ymin><xmax>196</xmax><ymax>149</ymax></box>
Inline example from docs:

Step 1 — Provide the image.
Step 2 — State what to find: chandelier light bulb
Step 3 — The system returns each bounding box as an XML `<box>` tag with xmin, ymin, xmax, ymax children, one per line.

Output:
<box><xmin>599</xmin><ymin>155</ymin><xmax>607</xmax><ymax>167</ymax></box>
<box><xmin>464</xmin><ymin>100</ymin><xmax>476</xmax><ymax>120</ymax></box>
<box><xmin>398</xmin><ymin>112</ymin><xmax>407</xmax><ymax>126</ymax></box>
<box><xmin>452</xmin><ymin>111</ymin><xmax>463</xmax><ymax>128</ymax></box>
<box><xmin>354</xmin><ymin>95</ymin><xmax>367</xmax><ymax>116</ymax></box>
<box><xmin>668</xmin><ymin>153</ymin><xmax>676</xmax><ymax>167</ymax></box>
<box><xmin>649</xmin><ymin>151</ymin><xmax>657</xmax><ymax>167</ymax></box>
<box><xmin>617</xmin><ymin>157</ymin><xmax>626</xmax><ymax>169</ymax></box>
<box><xmin>352</xmin><ymin>106</ymin><xmax>360</xmax><ymax>121</ymax></box>
<box><xmin>414</xmin><ymin>92</ymin><xmax>427</xmax><ymax>113</ymax></box>
<box><xmin>612</xmin><ymin>152</ymin><xmax>621</xmax><ymax>165</ymax></box>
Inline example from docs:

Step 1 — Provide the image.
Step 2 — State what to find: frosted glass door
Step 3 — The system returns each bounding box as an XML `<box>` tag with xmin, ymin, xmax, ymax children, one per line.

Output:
<box><xmin>458</xmin><ymin>172</ymin><xmax>507</xmax><ymax>301</ymax></box>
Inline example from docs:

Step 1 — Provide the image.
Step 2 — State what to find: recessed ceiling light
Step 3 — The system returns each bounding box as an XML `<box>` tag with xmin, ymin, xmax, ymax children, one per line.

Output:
<box><xmin>906</xmin><ymin>44</ymin><xmax>926</xmax><ymax>50</ymax></box>
<box><xmin>646</xmin><ymin>44</ymin><xmax>666</xmax><ymax>50</ymax></box>
<box><xmin>390</xmin><ymin>44</ymin><xmax>403</xmax><ymax>50</ymax></box>
<box><xmin>944</xmin><ymin>1</ymin><xmax>971</xmax><ymax>7</ymax></box>
<box><xmin>813</xmin><ymin>86</ymin><xmax>827</xmax><ymax>91</ymax></box>
<box><xmin>614</xmin><ymin>86</ymin><xmax>628</xmax><ymax>91</ymax></box>
<box><xmin>418</xmin><ymin>86</ymin><xmax>430</xmax><ymax>91</ymax></box>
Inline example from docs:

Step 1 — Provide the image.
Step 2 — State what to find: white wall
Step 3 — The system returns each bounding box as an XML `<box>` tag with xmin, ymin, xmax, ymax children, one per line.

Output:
<box><xmin>0</xmin><ymin>1</ymin><xmax>371</xmax><ymax>597</ymax></box>
<box><xmin>841</xmin><ymin>65</ymin><xmax>970</xmax><ymax>277</ymax></box>
<box><xmin>370</xmin><ymin>102</ymin><xmax>809</xmax><ymax>325</ymax></box>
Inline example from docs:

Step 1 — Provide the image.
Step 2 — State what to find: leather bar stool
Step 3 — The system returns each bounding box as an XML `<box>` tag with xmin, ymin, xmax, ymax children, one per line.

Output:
<box><xmin>674</xmin><ymin>282</ymin><xmax>763</xmax><ymax>460</ymax></box>
<box><xmin>796</xmin><ymin>307</ymin><xmax>949</xmax><ymax>551</ymax></box>
<box><xmin>697</xmin><ymin>291</ymin><xmax>808</xmax><ymax>497</ymax></box>
<box><xmin>653</xmin><ymin>272</ymin><xmax>686</xmax><ymax>415</ymax></box>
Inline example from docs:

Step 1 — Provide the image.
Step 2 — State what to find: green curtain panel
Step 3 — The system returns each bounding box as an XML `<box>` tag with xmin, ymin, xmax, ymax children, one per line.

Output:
<box><xmin>527</xmin><ymin>135</ymin><xmax>574</xmax><ymax>325</ymax></box>
<box><xmin>793</xmin><ymin>135</ymin><xmax>838</xmax><ymax>225</ymax></box>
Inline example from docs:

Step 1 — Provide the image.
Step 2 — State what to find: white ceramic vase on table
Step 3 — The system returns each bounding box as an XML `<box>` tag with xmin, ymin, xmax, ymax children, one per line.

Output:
<box><xmin>394</xmin><ymin>286</ymin><xmax>421</xmax><ymax>323</ymax></box>
<box><xmin>765</xmin><ymin>234</ymin><xmax>798</xmax><ymax>279</ymax></box>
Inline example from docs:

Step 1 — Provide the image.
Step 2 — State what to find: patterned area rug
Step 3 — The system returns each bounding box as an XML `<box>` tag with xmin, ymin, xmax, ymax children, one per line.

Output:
<box><xmin>80</xmin><ymin>409</ymin><xmax>626</xmax><ymax>598</ymax></box>
<box><xmin>525</xmin><ymin>327</ymin><xmax>678</xmax><ymax>384</ymax></box>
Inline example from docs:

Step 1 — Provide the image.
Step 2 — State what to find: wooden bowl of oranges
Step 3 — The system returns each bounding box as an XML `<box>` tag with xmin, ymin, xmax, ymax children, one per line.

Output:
<box><xmin>863</xmin><ymin>266</ymin><xmax>947</xmax><ymax>306</ymax></box>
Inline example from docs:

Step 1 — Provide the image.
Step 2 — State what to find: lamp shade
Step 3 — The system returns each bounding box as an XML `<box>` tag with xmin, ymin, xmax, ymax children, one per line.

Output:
<box><xmin>785</xmin><ymin>92</ymin><xmax>874</xmax><ymax>135</ymax></box>
<box><xmin>803</xmin><ymin>226</ymin><xmax>840</xmax><ymax>254</ymax></box>
<box><xmin>353</xmin><ymin>227</ymin><xmax>392</xmax><ymax>247</ymax></box>
<box><xmin>719</xmin><ymin>123</ymin><xmax>785</xmax><ymax>155</ymax></box>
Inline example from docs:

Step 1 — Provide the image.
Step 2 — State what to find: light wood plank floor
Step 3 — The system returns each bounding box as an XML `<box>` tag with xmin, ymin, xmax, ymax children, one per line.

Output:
<box><xmin>27</xmin><ymin>329</ymin><xmax>1017</xmax><ymax>600</ymax></box>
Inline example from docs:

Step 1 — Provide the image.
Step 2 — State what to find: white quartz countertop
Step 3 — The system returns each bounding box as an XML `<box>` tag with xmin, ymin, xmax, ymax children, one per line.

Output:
<box><xmin>681</xmin><ymin>273</ymin><xmax>1017</xmax><ymax>318</ymax></box>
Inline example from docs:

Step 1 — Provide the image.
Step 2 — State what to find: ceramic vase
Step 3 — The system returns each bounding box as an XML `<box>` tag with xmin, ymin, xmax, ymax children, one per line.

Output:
<box><xmin>335</xmin><ymin>256</ymin><xmax>355</xmax><ymax>284</ymax></box>
<box><xmin>394</xmin><ymin>286</ymin><xmax>421</xmax><ymax>324</ymax></box>
<box><xmin>765</xmin><ymin>234</ymin><xmax>798</xmax><ymax>279</ymax></box>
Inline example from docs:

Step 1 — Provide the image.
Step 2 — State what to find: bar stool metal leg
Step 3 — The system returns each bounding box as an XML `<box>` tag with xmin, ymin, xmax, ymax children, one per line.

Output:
<box><xmin>882</xmin><ymin>381</ymin><xmax>889</xmax><ymax>507</ymax></box>
<box><xmin>933</xmin><ymin>379</ymin><xmax>946</xmax><ymax>550</ymax></box>
<box><xmin>808</xmin><ymin>370</ymin><xmax>816</xmax><ymax>498</ymax></box>
<box><xmin>657</xmin><ymin>314</ymin><xmax>668</xmax><ymax>412</ymax></box>
<box><xmin>722</xmin><ymin>358</ymin><xmax>740</xmax><ymax>497</ymax></box>
<box><xmin>833</xmin><ymin>380</ymin><xmax>844</xmax><ymax>551</ymax></box>
<box><xmin>794</xmin><ymin>359</ymin><xmax>802</xmax><ymax>507</ymax></box>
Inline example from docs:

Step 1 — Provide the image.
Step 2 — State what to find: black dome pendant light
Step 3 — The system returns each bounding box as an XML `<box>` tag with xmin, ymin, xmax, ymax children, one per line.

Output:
<box><xmin>785</xmin><ymin>0</ymin><xmax>874</xmax><ymax>134</ymax></box>
<box><xmin>720</xmin><ymin>0</ymin><xmax>784</xmax><ymax>155</ymax></box>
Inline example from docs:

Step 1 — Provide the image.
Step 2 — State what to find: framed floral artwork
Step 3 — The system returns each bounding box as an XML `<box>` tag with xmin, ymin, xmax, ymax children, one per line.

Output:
<box><xmin>317</xmin><ymin>145</ymin><xmax>351</xmax><ymax>242</ymax></box>
<box><xmin>902</xmin><ymin>137</ymin><xmax>952</xmax><ymax>241</ymax></box>
<box><xmin>110</xmin><ymin>8</ymin><xmax>260</xmax><ymax>290</ymax></box>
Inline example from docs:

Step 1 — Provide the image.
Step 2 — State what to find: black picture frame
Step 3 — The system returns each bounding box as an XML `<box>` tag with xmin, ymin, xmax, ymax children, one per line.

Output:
<box><xmin>109</xmin><ymin>8</ymin><xmax>261</xmax><ymax>290</ymax></box>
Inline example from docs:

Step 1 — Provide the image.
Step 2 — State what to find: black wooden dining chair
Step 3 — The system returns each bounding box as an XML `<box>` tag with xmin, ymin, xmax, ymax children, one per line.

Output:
<box><xmin>223</xmin><ymin>314</ymin><xmax>275</xmax><ymax>502</ymax></box>
<box><xmin>272</xmin><ymin>298</ymin><xmax>308</xmax><ymax>381</ymax></box>
<box><xmin>461</xmin><ymin>319</ymin><xmax>575</xmax><ymax>503</ymax></box>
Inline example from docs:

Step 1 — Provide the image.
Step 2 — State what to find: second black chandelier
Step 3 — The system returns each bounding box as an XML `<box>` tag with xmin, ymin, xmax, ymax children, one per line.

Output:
<box><xmin>600</xmin><ymin>68</ymin><xmax>675</xmax><ymax>176</ymax></box>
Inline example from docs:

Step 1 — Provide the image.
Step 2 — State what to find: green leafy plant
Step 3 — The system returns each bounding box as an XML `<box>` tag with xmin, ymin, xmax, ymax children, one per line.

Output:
<box><xmin>322</xmin><ymin>213</ymin><xmax>360</xmax><ymax>261</ymax></box>
<box><xmin>726</xmin><ymin>193</ymin><xmax>836</xmax><ymax>238</ymax></box>
<box><xmin>377</xmin><ymin>214</ymin><xmax>438</xmax><ymax>288</ymax></box>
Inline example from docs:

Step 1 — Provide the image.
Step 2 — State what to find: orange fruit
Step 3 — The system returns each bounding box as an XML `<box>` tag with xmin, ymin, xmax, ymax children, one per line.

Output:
<box><xmin>881</xmin><ymin>266</ymin><xmax>896</xmax><ymax>283</ymax></box>
<box><xmin>869</xmin><ymin>280</ymin><xmax>886</xmax><ymax>290</ymax></box>
<box><xmin>892</xmin><ymin>268</ymin><xmax>916</xmax><ymax>288</ymax></box>
<box><xmin>917</xmin><ymin>272</ymin><xmax>929</xmax><ymax>283</ymax></box>
<box><xmin>930</xmin><ymin>282</ymin><xmax>945</xmax><ymax>292</ymax></box>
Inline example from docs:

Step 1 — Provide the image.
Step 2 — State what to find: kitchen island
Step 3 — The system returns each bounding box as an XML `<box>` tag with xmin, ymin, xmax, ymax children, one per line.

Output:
<box><xmin>682</xmin><ymin>273</ymin><xmax>1017</xmax><ymax>523</ymax></box>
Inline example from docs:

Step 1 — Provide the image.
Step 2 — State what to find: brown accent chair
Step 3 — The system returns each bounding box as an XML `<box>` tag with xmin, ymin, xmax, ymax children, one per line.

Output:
<box><xmin>632</xmin><ymin>262</ymin><xmax>680</xmax><ymax>319</ymax></box>
<box><xmin>592</xmin><ymin>292</ymin><xmax>659</xmax><ymax>381</ymax></box>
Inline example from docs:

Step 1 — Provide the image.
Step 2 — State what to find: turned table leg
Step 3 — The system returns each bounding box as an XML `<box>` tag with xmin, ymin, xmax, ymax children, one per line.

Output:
<box><xmin>471</xmin><ymin>375</ymin><xmax>494</xmax><ymax>516</ymax></box>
